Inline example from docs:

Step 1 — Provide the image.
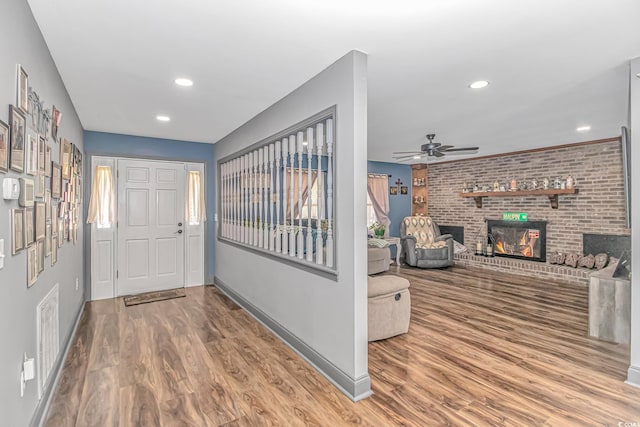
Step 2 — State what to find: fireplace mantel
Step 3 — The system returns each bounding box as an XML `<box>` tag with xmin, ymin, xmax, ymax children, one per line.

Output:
<box><xmin>459</xmin><ymin>188</ymin><xmax>578</xmax><ymax>209</ymax></box>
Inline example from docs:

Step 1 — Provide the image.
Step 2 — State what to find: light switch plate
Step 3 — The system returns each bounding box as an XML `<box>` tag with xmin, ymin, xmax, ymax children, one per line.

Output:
<box><xmin>3</xmin><ymin>178</ymin><xmax>20</xmax><ymax>200</ymax></box>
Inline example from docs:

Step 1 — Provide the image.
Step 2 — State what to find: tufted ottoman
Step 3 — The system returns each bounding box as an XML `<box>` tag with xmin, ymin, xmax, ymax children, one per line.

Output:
<box><xmin>367</xmin><ymin>275</ymin><xmax>411</xmax><ymax>341</ymax></box>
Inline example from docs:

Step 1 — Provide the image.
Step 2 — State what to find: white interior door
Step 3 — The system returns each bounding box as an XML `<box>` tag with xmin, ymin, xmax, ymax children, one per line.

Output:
<box><xmin>117</xmin><ymin>159</ymin><xmax>185</xmax><ymax>296</ymax></box>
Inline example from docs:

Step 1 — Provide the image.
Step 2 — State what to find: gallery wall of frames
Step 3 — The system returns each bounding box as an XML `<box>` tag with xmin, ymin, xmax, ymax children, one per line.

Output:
<box><xmin>1</xmin><ymin>64</ymin><xmax>82</xmax><ymax>288</ymax></box>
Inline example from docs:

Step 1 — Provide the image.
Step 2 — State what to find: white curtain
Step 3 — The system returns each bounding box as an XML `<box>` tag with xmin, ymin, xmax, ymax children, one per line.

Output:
<box><xmin>87</xmin><ymin>166</ymin><xmax>115</xmax><ymax>228</ymax></box>
<box><xmin>367</xmin><ymin>175</ymin><xmax>390</xmax><ymax>237</ymax></box>
<box><xmin>187</xmin><ymin>171</ymin><xmax>207</xmax><ymax>225</ymax></box>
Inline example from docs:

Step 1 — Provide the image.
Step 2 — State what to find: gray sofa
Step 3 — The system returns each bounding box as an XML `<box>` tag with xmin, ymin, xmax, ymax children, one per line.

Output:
<box><xmin>400</xmin><ymin>216</ymin><xmax>453</xmax><ymax>268</ymax></box>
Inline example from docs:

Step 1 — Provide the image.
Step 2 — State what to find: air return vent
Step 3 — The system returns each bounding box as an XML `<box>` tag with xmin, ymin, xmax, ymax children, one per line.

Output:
<box><xmin>37</xmin><ymin>283</ymin><xmax>59</xmax><ymax>398</ymax></box>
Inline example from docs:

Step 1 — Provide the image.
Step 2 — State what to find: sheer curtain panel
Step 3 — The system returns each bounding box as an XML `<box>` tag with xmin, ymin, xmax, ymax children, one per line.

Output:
<box><xmin>187</xmin><ymin>170</ymin><xmax>207</xmax><ymax>225</ymax></box>
<box><xmin>87</xmin><ymin>165</ymin><xmax>115</xmax><ymax>228</ymax></box>
<box><xmin>367</xmin><ymin>175</ymin><xmax>390</xmax><ymax>236</ymax></box>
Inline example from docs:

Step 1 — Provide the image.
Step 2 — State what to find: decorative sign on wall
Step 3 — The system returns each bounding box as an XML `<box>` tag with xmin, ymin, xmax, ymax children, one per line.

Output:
<box><xmin>502</xmin><ymin>212</ymin><xmax>528</xmax><ymax>221</ymax></box>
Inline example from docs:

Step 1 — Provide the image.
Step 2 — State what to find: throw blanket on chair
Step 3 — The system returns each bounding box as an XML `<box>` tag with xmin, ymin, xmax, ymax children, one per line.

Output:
<box><xmin>402</xmin><ymin>216</ymin><xmax>447</xmax><ymax>249</ymax></box>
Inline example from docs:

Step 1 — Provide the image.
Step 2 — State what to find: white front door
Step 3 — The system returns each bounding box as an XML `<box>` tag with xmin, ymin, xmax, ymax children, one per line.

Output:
<box><xmin>117</xmin><ymin>159</ymin><xmax>185</xmax><ymax>296</ymax></box>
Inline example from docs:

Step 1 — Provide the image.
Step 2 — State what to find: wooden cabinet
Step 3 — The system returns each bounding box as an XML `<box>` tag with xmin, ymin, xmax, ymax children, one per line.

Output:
<box><xmin>411</xmin><ymin>164</ymin><xmax>428</xmax><ymax>216</ymax></box>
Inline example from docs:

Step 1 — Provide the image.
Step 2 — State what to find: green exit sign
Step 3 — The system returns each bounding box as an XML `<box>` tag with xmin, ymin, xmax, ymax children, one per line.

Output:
<box><xmin>502</xmin><ymin>212</ymin><xmax>528</xmax><ymax>221</ymax></box>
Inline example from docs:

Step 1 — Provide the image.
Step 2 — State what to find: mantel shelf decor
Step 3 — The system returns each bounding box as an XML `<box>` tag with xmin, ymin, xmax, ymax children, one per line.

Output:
<box><xmin>460</xmin><ymin>188</ymin><xmax>578</xmax><ymax>209</ymax></box>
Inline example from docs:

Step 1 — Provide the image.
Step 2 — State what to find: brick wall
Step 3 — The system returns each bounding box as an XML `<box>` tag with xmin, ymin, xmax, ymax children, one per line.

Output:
<box><xmin>427</xmin><ymin>138</ymin><xmax>630</xmax><ymax>285</ymax></box>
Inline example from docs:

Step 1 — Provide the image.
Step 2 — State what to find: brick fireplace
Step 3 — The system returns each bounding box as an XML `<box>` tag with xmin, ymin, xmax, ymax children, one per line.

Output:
<box><xmin>487</xmin><ymin>219</ymin><xmax>547</xmax><ymax>262</ymax></box>
<box><xmin>426</xmin><ymin>138</ymin><xmax>630</xmax><ymax>285</ymax></box>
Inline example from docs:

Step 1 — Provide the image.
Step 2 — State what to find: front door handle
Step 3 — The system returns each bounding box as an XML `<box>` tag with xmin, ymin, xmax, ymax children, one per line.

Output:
<box><xmin>177</xmin><ymin>229</ymin><xmax>183</xmax><ymax>234</ymax></box>
<box><xmin>178</xmin><ymin>222</ymin><xmax>183</xmax><ymax>227</ymax></box>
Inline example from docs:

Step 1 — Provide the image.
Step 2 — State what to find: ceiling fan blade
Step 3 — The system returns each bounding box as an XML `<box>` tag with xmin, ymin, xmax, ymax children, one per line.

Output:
<box><xmin>391</xmin><ymin>151</ymin><xmax>425</xmax><ymax>154</ymax></box>
<box><xmin>437</xmin><ymin>145</ymin><xmax>454</xmax><ymax>151</ymax></box>
<box><xmin>432</xmin><ymin>151</ymin><xmax>445</xmax><ymax>158</ymax></box>
<box><xmin>441</xmin><ymin>147</ymin><xmax>479</xmax><ymax>152</ymax></box>
<box><xmin>393</xmin><ymin>154</ymin><xmax>425</xmax><ymax>161</ymax></box>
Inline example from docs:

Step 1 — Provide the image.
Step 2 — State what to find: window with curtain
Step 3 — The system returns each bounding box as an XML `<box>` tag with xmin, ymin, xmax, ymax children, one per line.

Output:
<box><xmin>87</xmin><ymin>166</ymin><xmax>115</xmax><ymax>228</ymax></box>
<box><xmin>187</xmin><ymin>170</ymin><xmax>207</xmax><ymax>225</ymax></box>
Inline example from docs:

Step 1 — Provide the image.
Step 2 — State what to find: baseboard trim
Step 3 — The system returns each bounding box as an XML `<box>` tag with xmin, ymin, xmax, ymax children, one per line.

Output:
<box><xmin>31</xmin><ymin>300</ymin><xmax>86</xmax><ymax>427</ymax></box>
<box><xmin>214</xmin><ymin>276</ymin><xmax>372</xmax><ymax>402</ymax></box>
<box><xmin>626</xmin><ymin>365</ymin><xmax>640</xmax><ymax>388</ymax></box>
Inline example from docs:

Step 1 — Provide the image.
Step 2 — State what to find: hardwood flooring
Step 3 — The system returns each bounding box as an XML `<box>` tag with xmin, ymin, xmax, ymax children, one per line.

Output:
<box><xmin>45</xmin><ymin>266</ymin><xmax>640</xmax><ymax>426</ymax></box>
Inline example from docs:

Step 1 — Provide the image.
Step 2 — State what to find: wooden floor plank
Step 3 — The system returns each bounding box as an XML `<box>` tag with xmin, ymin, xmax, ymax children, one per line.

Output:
<box><xmin>44</xmin><ymin>266</ymin><xmax>640</xmax><ymax>426</ymax></box>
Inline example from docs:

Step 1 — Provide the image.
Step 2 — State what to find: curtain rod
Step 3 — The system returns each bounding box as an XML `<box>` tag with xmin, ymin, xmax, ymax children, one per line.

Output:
<box><xmin>368</xmin><ymin>173</ymin><xmax>392</xmax><ymax>178</ymax></box>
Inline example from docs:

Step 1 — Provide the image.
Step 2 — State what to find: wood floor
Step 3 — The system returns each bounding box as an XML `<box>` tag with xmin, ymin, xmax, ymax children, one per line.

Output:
<box><xmin>44</xmin><ymin>266</ymin><xmax>640</xmax><ymax>426</ymax></box>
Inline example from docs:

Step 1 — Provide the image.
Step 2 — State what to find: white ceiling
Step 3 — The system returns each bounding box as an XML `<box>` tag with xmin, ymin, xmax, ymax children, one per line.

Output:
<box><xmin>28</xmin><ymin>0</ymin><xmax>640</xmax><ymax>163</ymax></box>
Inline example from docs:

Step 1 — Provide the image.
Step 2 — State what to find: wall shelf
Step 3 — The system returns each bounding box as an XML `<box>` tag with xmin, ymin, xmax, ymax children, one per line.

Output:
<box><xmin>459</xmin><ymin>188</ymin><xmax>578</xmax><ymax>209</ymax></box>
<box><xmin>411</xmin><ymin>165</ymin><xmax>428</xmax><ymax>216</ymax></box>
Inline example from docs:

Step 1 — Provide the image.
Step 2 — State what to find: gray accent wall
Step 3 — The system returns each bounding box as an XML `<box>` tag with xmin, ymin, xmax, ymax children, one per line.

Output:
<box><xmin>214</xmin><ymin>50</ymin><xmax>370</xmax><ymax>399</ymax></box>
<box><xmin>628</xmin><ymin>56</ymin><xmax>640</xmax><ymax>387</ymax></box>
<box><xmin>0</xmin><ymin>0</ymin><xmax>85</xmax><ymax>425</ymax></box>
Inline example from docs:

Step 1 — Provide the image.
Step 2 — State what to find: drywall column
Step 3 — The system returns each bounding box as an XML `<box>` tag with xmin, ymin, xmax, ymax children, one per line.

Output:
<box><xmin>214</xmin><ymin>50</ymin><xmax>370</xmax><ymax>400</ymax></box>
<box><xmin>628</xmin><ymin>57</ymin><xmax>640</xmax><ymax>387</ymax></box>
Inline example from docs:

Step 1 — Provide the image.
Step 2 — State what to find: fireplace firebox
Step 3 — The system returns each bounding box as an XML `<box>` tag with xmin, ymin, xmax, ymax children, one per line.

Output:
<box><xmin>487</xmin><ymin>220</ymin><xmax>547</xmax><ymax>262</ymax></box>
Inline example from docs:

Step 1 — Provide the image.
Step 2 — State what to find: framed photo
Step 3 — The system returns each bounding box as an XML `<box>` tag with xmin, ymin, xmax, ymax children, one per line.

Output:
<box><xmin>35</xmin><ymin>201</ymin><xmax>45</xmax><ymax>241</ymax></box>
<box><xmin>24</xmin><ymin>207</ymin><xmax>35</xmax><ymax>247</ymax></box>
<box><xmin>51</xmin><ymin>235</ymin><xmax>58</xmax><ymax>266</ymax></box>
<box><xmin>61</xmin><ymin>138</ymin><xmax>72</xmax><ymax>180</ymax></box>
<box><xmin>11</xmin><ymin>209</ymin><xmax>25</xmax><ymax>255</ymax></box>
<box><xmin>45</xmin><ymin>189</ymin><xmax>51</xmax><ymax>222</ymax></box>
<box><xmin>45</xmin><ymin>223</ymin><xmax>52</xmax><ymax>256</ymax></box>
<box><xmin>51</xmin><ymin>202</ymin><xmax>58</xmax><ymax>233</ymax></box>
<box><xmin>38</xmin><ymin>135</ymin><xmax>45</xmax><ymax>173</ymax></box>
<box><xmin>57</xmin><ymin>220</ymin><xmax>64</xmax><ymax>247</ymax></box>
<box><xmin>37</xmin><ymin>241</ymin><xmax>45</xmax><ymax>274</ymax></box>
<box><xmin>36</xmin><ymin>173</ymin><xmax>45</xmax><ymax>198</ymax></box>
<box><xmin>0</xmin><ymin>119</ymin><xmax>8</xmax><ymax>173</ymax></box>
<box><xmin>390</xmin><ymin>186</ymin><xmax>398</xmax><ymax>195</ymax></box>
<box><xmin>27</xmin><ymin>245</ymin><xmax>38</xmax><ymax>287</ymax></box>
<box><xmin>51</xmin><ymin>162</ymin><xmax>62</xmax><ymax>198</ymax></box>
<box><xmin>51</xmin><ymin>106</ymin><xmax>61</xmax><ymax>141</ymax></box>
<box><xmin>26</xmin><ymin>132</ymin><xmax>38</xmax><ymax>175</ymax></box>
<box><xmin>9</xmin><ymin>105</ymin><xmax>26</xmax><ymax>173</ymax></box>
<box><xmin>17</xmin><ymin>65</ymin><xmax>29</xmax><ymax>114</ymax></box>
<box><xmin>19</xmin><ymin>178</ymin><xmax>35</xmax><ymax>207</ymax></box>
<box><xmin>400</xmin><ymin>186</ymin><xmax>408</xmax><ymax>195</ymax></box>
<box><xmin>45</xmin><ymin>144</ymin><xmax>51</xmax><ymax>176</ymax></box>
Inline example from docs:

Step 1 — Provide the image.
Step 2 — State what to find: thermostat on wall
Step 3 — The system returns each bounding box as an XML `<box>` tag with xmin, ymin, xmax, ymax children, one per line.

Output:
<box><xmin>2</xmin><ymin>178</ymin><xmax>20</xmax><ymax>200</ymax></box>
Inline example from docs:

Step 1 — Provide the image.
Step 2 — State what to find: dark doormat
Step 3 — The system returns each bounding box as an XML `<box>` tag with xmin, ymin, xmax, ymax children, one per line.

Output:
<box><xmin>123</xmin><ymin>288</ymin><xmax>186</xmax><ymax>306</ymax></box>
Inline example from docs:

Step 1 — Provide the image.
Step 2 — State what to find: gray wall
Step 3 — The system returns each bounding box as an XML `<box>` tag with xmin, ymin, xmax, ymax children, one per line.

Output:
<box><xmin>214</xmin><ymin>51</ymin><xmax>370</xmax><ymax>398</ymax></box>
<box><xmin>0</xmin><ymin>0</ymin><xmax>85</xmax><ymax>425</ymax></box>
<box><xmin>628</xmin><ymin>57</ymin><xmax>640</xmax><ymax>386</ymax></box>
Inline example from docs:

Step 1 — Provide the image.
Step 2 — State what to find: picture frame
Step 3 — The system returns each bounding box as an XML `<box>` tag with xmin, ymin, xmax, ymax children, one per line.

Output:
<box><xmin>11</xmin><ymin>209</ymin><xmax>25</xmax><ymax>255</ymax></box>
<box><xmin>45</xmin><ymin>189</ymin><xmax>51</xmax><ymax>223</ymax></box>
<box><xmin>37</xmin><ymin>240</ymin><xmax>45</xmax><ymax>274</ymax></box>
<box><xmin>0</xmin><ymin>119</ymin><xmax>8</xmax><ymax>173</ymax></box>
<box><xmin>44</xmin><ymin>143</ymin><xmax>51</xmax><ymax>177</ymax></box>
<box><xmin>35</xmin><ymin>201</ymin><xmax>45</xmax><ymax>241</ymax></box>
<box><xmin>400</xmin><ymin>186</ymin><xmax>408</xmax><ymax>195</ymax></box>
<box><xmin>27</xmin><ymin>245</ymin><xmax>38</xmax><ymax>287</ymax></box>
<box><xmin>24</xmin><ymin>207</ymin><xmax>35</xmax><ymax>247</ymax></box>
<box><xmin>26</xmin><ymin>132</ymin><xmax>38</xmax><ymax>175</ymax></box>
<box><xmin>57</xmin><ymin>220</ymin><xmax>64</xmax><ymax>248</ymax></box>
<box><xmin>38</xmin><ymin>135</ymin><xmax>45</xmax><ymax>173</ymax></box>
<box><xmin>51</xmin><ymin>201</ymin><xmax>57</xmax><ymax>232</ymax></box>
<box><xmin>51</xmin><ymin>106</ymin><xmax>61</xmax><ymax>141</ymax></box>
<box><xmin>51</xmin><ymin>162</ymin><xmax>61</xmax><ymax>198</ymax></box>
<box><xmin>36</xmin><ymin>173</ymin><xmax>45</xmax><ymax>198</ymax></box>
<box><xmin>45</xmin><ymin>223</ymin><xmax>52</xmax><ymax>256</ymax></box>
<box><xmin>51</xmin><ymin>234</ymin><xmax>58</xmax><ymax>266</ymax></box>
<box><xmin>17</xmin><ymin>65</ymin><xmax>29</xmax><ymax>114</ymax></box>
<box><xmin>9</xmin><ymin>105</ymin><xmax>26</xmax><ymax>173</ymax></box>
<box><xmin>61</xmin><ymin>138</ymin><xmax>72</xmax><ymax>180</ymax></box>
<box><xmin>390</xmin><ymin>186</ymin><xmax>398</xmax><ymax>195</ymax></box>
<box><xmin>19</xmin><ymin>178</ymin><xmax>35</xmax><ymax>207</ymax></box>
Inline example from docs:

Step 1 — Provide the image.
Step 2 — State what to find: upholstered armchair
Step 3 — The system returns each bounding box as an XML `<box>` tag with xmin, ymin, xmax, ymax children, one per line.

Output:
<box><xmin>400</xmin><ymin>216</ymin><xmax>454</xmax><ymax>268</ymax></box>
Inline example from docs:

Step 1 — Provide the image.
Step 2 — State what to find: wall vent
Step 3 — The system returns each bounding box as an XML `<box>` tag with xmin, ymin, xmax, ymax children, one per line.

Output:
<box><xmin>37</xmin><ymin>283</ymin><xmax>59</xmax><ymax>399</ymax></box>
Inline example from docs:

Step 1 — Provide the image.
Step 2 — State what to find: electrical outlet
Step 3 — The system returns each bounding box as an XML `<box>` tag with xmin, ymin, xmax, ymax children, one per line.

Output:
<box><xmin>75</xmin><ymin>278</ymin><xmax>79</xmax><ymax>291</ymax></box>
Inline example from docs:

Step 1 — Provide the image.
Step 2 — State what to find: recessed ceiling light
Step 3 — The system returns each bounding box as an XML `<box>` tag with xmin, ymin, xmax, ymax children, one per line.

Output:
<box><xmin>576</xmin><ymin>125</ymin><xmax>591</xmax><ymax>132</ymax></box>
<box><xmin>469</xmin><ymin>80</ymin><xmax>489</xmax><ymax>89</ymax></box>
<box><xmin>636</xmin><ymin>72</ymin><xmax>640</xmax><ymax>78</ymax></box>
<box><xmin>412</xmin><ymin>155</ymin><xmax>421</xmax><ymax>159</ymax></box>
<box><xmin>156</xmin><ymin>115</ymin><xmax>171</xmax><ymax>122</ymax></box>
<box><xmin>174</xmin><ymin>78</ymin><xmax>193</xmax><ymax>87</ymax></box>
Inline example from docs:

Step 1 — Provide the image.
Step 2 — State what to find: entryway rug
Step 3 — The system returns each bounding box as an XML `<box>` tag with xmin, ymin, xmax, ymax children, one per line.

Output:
<box><xmin>123</xmin><ymin>288</ymin><xmax>186</xmax><ymax>306</ymax></box>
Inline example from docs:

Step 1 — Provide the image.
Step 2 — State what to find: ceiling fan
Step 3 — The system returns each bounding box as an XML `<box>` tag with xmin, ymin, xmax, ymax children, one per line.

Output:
<box><xmin>392</xmin><ymin>134</ymin><xmax>479</xmax><ymax>161</ymax></box>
